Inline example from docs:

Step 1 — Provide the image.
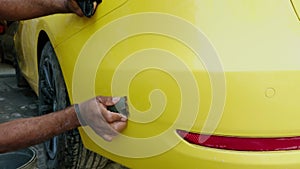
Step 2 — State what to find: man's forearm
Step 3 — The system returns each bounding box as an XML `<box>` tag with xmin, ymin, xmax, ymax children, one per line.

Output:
<box><xmin>0</xmin><ymin>0</ymin><xmax>71</xmax><ymax>20</ymax></box>
<box><xmin>0</xmin><ymin>106</ymin><xmax>80</xmax><ymax>153</ymax></box>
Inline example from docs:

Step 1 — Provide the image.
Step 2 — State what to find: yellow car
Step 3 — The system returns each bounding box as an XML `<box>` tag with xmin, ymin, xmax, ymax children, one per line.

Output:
<box><xmin>14</xmin><ymin>0</ymin><xmax>300</xmax><ymax>168</ymax></box>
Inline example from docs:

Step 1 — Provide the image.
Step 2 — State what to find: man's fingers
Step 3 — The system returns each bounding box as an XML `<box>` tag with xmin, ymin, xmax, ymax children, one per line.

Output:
<box><xmin>103</xmin><ymin>111</ymin><xmax>127</xmax><ymax>123</ymax></box>
<box><xmin>97</xmin><ymin>96</ymin><xmax>120</xmax><ymax>106</ymax></box>
<box><xmin>93</xmin><ymin>127</ymin><xmax>115</xmax><ymax>142</ymax></box>
<box><xmin>110</xmin><ymin>121</ymin><xmax>127</xmax><ymax>133</ymax></box>
<box><xmin>103</xmin><ymin>135</ymin><xmax>113</xmax><ymax>142</ymax></box>
<box><xmin>68</xmin><ymin>0</ymin><xmax>84</xmax><ymax>17</ymax></box>
<box><xmin>97</xmin><ymin>98</ymin><xmax>128</xmax><ymax>123</ymax></box>
<box><xmin>92</xmin><ymin>122</ymin><xmax>117</xmax><ymax>135</ymax></box>
<box><xmin>94</xmin><ymin>122</ymin><xmax>127</xmax><ymax>141</ymax></box>
<box><xmin>78</xmin><ymin>95</ymin><xmax>128</xmax><ymax>142</ymax></box>
<box><xmin>98</xmin><ymin>103</ymin><xmax>122</xmax><ymax>122</ymax></box>
<box><xmin>93</xmin><ymin>1</ymin><xmax>97</xmax><ymax>11</ymax></box>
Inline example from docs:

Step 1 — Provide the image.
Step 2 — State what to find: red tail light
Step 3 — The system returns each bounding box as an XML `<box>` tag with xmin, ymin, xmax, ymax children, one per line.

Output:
<box><xmin>0</xmin><ymin>25</ymin><xmax>4</xmax><ymax>34</ymax></box>
<box><xmin>177</xmin><ymin>130</ymin><xmax>300</xmax><ymax>151</ymax></box>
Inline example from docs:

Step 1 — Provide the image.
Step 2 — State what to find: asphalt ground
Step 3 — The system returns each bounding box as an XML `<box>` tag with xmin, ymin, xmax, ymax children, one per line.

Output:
<box><xmin>0</xmin><ymin>63</ymin><xmax>44</xmax><ymax>167</ymax></box>
<box><xmin>0</xmin><ymin>64</ymin><xmax>39</xmax><ymax>123</ymax></box>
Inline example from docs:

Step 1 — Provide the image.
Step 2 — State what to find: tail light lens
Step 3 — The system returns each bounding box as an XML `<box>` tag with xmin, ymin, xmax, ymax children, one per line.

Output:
<box><xmin>0</xmin><ymin>25</ymin><xmax>4</xmax><ymax>34</ymax></box>
<box><xmin>177</xmin><ymin>129</ymin><xmax>300</xmax><ymax>151</ymax></box>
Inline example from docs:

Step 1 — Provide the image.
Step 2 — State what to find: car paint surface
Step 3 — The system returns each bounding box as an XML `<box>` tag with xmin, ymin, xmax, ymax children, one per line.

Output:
<box><xmin>15</xmin><ymin>0</ymin><xmax>300</xmax><ymax>168</ymax></box>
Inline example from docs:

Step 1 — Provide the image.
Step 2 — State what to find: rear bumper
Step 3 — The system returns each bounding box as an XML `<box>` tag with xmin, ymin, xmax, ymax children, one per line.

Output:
<box><xmin>160</xmin><ymin>141</ymin><xmax>300</xmax><ymax>169</ymax></box>
<box><xmin>79</xmin><ymin>70</ymin><xmax>300</xmax><ymax>169</ymax></box>
<box><xmin>80</xmin><ymin>128</ymin><xmax>300</xmax><ymax>169</ymax></box>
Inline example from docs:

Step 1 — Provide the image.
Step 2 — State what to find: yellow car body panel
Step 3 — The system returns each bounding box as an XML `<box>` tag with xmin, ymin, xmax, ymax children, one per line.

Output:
<box><xmin>15</xmin><ymin>0</ymin><xmax>300</xmax><ymax>168</ymax></box>
<box><xmin>14</xmin><ymin>0</ymin><xmax>128</xmax><ymax>92</ymax></box>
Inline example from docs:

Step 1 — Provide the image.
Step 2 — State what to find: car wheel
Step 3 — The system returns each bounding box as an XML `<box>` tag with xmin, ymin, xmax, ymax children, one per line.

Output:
<box><xmin>38</xmin><ymin>42</ymin><xmax>123</xmax><ymax>169</ymax></box>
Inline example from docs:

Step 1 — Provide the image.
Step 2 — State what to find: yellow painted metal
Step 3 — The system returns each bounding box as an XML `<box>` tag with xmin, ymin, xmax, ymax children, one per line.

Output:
<box><xmin>14</xmin><ymin>0</ymin><xmax>128</xmax><ymax>93</ymax></box>
<box><xmin>291</xmin><ymin>0</ymin><xmax>300</xmax><ymax>20</ymax></box>
<box><xmin>14</xmin><ymin>0</ymin><xmax>300</xmax><ymax>168</ymax></box>
<box><xmin>14</xmin><ymin>20</ymin><xmax>39</xmax><ymax>92</ymax></box>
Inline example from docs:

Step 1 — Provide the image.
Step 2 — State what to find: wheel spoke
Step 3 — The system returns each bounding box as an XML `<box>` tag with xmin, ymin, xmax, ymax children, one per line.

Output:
<box><xmin>41</xmin><ymin>61</ymin><xmax>56</xmax><ymax>101</ymax></box>
<box><xmin>43</xmin><ymin>65</ymin><xmax>53</xmax><ymax>91</ymax></box>
<box><xmin>40</xmin><ymin>86</ymin><xmax>53</xmax><ymax>103</ymax></box>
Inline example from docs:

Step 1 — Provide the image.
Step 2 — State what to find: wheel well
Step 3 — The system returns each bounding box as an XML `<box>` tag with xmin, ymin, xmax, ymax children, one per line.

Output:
<box><xmin>37</xmin><ymin>31</ymin><xmax>49</xmax><ymax>65</ymax></box>
<box><xmin>37</xmin><ymin>32</ymin><xmax>70</xmax><ymax>101</ymax></box>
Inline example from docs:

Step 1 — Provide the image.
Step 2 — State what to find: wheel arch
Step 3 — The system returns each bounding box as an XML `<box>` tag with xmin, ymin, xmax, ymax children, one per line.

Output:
<box><xmin>37</xmin><ymin>31</ymin><xmax>50</xmax><ymax>67</ymax></box>
<box><xmin>36</xmin><ymin>31</ymin><xmax>68</xmax><ymax>95</ymax></box>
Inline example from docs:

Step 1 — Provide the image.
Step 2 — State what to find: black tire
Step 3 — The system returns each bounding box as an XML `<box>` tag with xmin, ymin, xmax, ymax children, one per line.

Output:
<box><xmin>38</xmin><ymin>42</ymin><xmax>124</xmax><ymax>169</ymax></box>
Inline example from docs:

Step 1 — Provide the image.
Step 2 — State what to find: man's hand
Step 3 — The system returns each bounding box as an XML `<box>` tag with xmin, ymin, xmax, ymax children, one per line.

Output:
<box><xmin>66</xmin><ymin>0</ymin><xmax>84</xmax><ymax>17</ymax></box>
<box><xmin>75</xmin><ymin>96</ymin><xmax>128</xmax><ymax>141</ymax></box>
<box><xmin>66</xmin><ymin>0</ymin><xmax>99</xmax><ymax>17</ymax></box>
